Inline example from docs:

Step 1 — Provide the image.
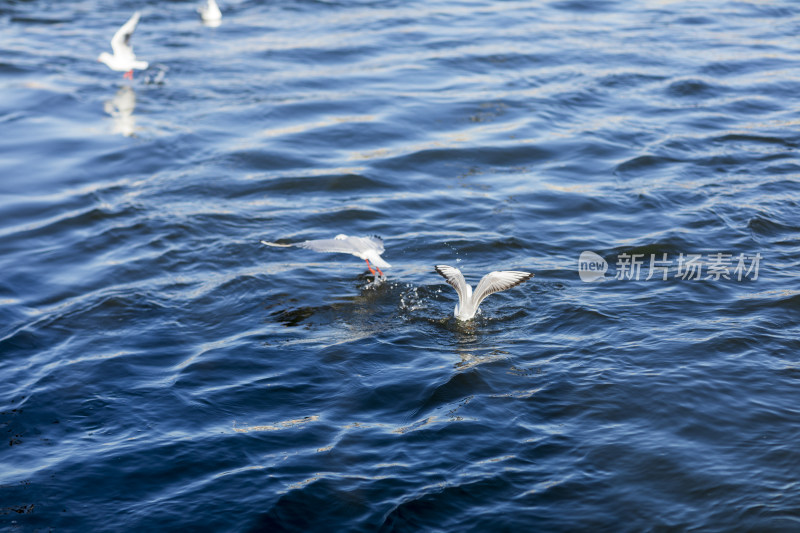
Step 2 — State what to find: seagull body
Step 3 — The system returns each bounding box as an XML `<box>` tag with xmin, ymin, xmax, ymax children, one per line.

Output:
<box><xmin>435</xmin><ymin>265</ymin><xmax>533</xmax><ymax>320</ymax></box>
<box><xmin>198</xmin><ymin>0</ymin><xmax>222</xmax><ymax>23</ymax></box>
<box><xmin>98</xmin><ymin>12</ymin><xmax>148</xmax><ymax>79</ymax></box>
<box><xmin>261</xmin><ymin>234</ymin><xmax>390</xmax><ymax>277</ymax></box>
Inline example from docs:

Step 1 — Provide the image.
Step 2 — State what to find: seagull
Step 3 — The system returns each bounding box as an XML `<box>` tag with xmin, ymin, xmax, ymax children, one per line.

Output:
<box><xmin>261</xmin><ymin>234</ymin><xmax>391</xmax><ymax>277</ymax></box>
<box><xmin>98</xmin><ymin>12</ymin><xmax>149</xmax><ymax>80</ymax></box>
<box><xmin>434</xmin><ymin>265</ymin><xmax>533</xmax><ymax>321</ymax></box>
<box><xmin>198</xmin><ymin>0</ymin><xmax>222</xmax><ymax>24</ymax></box>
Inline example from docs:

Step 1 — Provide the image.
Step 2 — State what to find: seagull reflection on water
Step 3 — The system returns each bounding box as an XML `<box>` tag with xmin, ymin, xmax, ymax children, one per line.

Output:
<box><xmin>269</xmin><ymin>277</ymin><xmax>392</xmax><ymax>328</ymax></box>
<box><xmin>103</xmin><ymin>86</ymin><xmax>136</xmax><ymax>136</ymax></box>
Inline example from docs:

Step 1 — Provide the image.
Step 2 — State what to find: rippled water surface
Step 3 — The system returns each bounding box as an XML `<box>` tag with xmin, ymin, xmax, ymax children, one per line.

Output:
<box><xmin>2</xmin><ymin>0</ymin><xmax>800</xmax><ymax>530</ymax></box>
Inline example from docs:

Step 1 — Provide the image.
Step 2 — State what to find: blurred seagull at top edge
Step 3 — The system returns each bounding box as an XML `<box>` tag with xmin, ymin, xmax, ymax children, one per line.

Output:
<box><xmin>261</xmin><ymin>235</ymin><xmax>391</xmax><ymax>278</ymax></box>
<box><xmin>434</xmin><ymin>265</ymin><xmax>533</xmax><ymax>321</ymax></box>
<box><xmin>198</xmin><ymin>0</ymin><xmax>222</xmax><ymax>25</ymax></box>
<box><xmin>98</xmin><ymin>12</ymin><xmax>148</xmax><ymax>80</ymax></box>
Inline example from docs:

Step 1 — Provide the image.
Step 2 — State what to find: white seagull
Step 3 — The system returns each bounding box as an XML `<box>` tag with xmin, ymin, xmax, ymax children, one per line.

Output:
<box><xmin>98</xmin><ymin>12</ymin><xmax>149</xmax><ymax>80</ymax></box>
<box><xmin>198</xmin><ymin>0</ymin><xmax>222</xmax><ymax>24</ymax></box>
<box><xmin>434</xmin><ymin>265</ymin><xmax>533</xmax><ymax>321</ymax></box>
<box><xmin>261</xmin><ymin>234</ymin><xmax>391</xmax><ymax>277</ymax></box>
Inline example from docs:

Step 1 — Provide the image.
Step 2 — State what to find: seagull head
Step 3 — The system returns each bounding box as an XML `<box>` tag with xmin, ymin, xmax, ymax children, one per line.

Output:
<box><xmin>97</xmin><ymin>52</ymin><xmax>113</xmax><ymax>66</ymax></box>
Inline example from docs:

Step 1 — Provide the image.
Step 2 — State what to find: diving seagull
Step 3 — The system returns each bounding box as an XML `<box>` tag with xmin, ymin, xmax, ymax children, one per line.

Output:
<box><xmin>98</xmin><ymin>12</ymin><xmax>149</xmax><ymax>80</ymax></box>
<box><xmin>434</xmin><ymin>265</ymin><xmax>533</xmax><ymax>321</ymax></box>
<box><xmin>261</xmin><ymin>234</ymin><xmax>391</xmax><ymax>277</ymax></box>
<box><xmin>198</xmin><ymin>0</ymin><xmax>222</xmax><ymax>24</ymax></box>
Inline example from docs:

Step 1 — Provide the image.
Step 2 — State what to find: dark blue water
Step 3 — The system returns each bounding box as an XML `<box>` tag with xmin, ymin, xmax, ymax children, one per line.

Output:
<box><xmin>2</xmin><ymin>0</ymin><xmax>799</xmax><ymax>530</ymax></box>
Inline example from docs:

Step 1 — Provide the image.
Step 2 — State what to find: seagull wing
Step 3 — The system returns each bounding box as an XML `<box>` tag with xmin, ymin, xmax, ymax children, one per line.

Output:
<box><xmin>472</xmin><ymin>271</ymin><xmax>534</xmax><ymax>308</ymax></box>
<box><xmin>262</xmin><ymin>235</ymin><xmax>387</xmax><ymax>266</ymax></box>
<box><xmin>364</xmin><ymin>236</ymin><xmax>385</xmax><ymax>254</ymax></box>
<box><xmin>260</xmin><ymin>240</ymin><xmax>293</xmax><ymax>248</ymax></box>
<box><xmin>434</xmin><ymin>265</ymin><xmax>471</xmax><ymax>309</ymax></box>
<box><xmin>111</xmin><ymin>12</ymin><xmax>141</xmax><ymax>58</ymax></box>
<box><xmin>295</xmin><ymin>236</ymin><xmax>363</xmax><ymax>255</ymax></box>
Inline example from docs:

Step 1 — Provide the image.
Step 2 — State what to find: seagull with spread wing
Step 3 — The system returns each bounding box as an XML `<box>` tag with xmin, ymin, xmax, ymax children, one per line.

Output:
<box><xmin>434</xmin><ymin>265</ymin><xmax>533</xmax><ymax>321</ymax></box>
<box><xmin>261</xmin><ymin>234</ymin><xmax>391</xmax><ymax>277</ymax></box>
<box><xmin>98</xmin><ymin>12</ymin><xmax>149</xmax><ymax>80</ymax></box>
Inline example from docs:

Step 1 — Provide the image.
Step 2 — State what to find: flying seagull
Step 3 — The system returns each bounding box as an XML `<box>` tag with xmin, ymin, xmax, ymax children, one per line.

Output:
<box><xmin>434</xmin><ymin>265</ymin><xmax>533</xmax><ymax>320</ymax></box>
<box><xmin>98</xmin><ymin>12</ymin><xmax>149</xmax><ymax>80</ymax></box>
<box><xmin>261</xmin><ymin>234</ymin><xmax>391</xmax><ymax>277</ymax></box>
<box><xmin>198</xmin><ymin>0</ymin><xmax>222</xmax><ymax>24</ymax></box>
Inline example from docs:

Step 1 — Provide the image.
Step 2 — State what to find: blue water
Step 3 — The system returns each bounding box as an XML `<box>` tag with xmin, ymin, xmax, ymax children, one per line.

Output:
<box><xmin>2</xmin><ymin>0</ymin><xmax>799</xmax><ymax>530</ymax></box>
